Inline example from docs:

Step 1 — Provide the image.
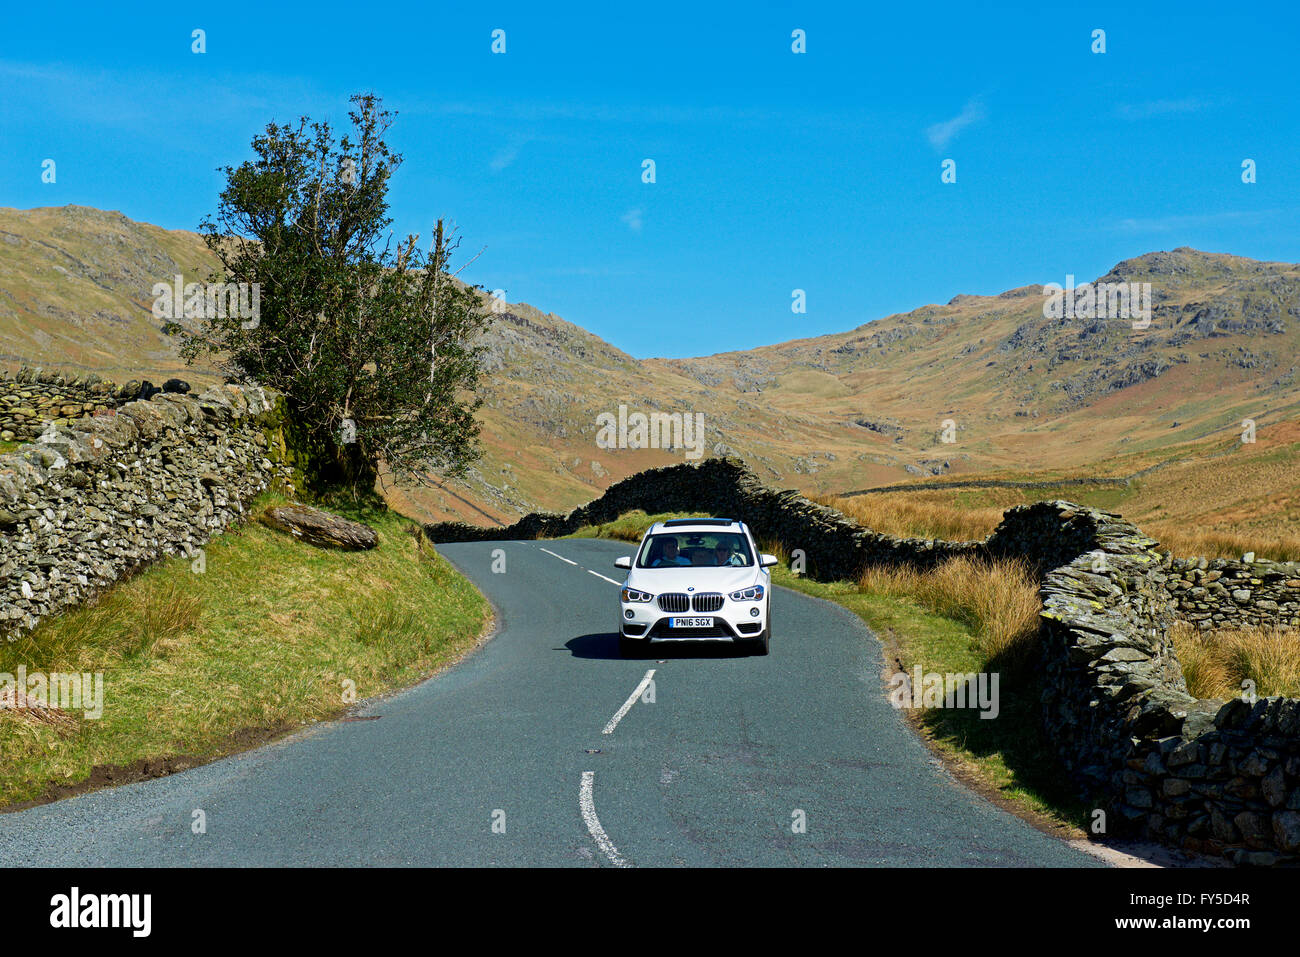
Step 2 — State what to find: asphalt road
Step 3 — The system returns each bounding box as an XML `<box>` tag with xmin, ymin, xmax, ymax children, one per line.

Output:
<box><xmin>0</xmin><ymin>537</ymin><xmax>1098</xmax><ymax>867</ymax></box>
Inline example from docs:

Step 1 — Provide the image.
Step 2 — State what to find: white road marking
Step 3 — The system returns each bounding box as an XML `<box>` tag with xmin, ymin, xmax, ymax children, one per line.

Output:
<box><xmin>580</xmin><ymin>771</ymin><xmax>629</xmax><ymax>867</ymax></box>
<box><xmin>587</xmin><ymin>569</ymin><xmax>622</xmax><ymax>586</ymax></box>
<box><xmin>603</xmin><ymin>669</ymin><xmax>656</xmax><ymax>735</ymax></box>
<box><xmin>538</xmin><ymin>547</ymin><xmax>578</xmax><ymax>566</ymax></box>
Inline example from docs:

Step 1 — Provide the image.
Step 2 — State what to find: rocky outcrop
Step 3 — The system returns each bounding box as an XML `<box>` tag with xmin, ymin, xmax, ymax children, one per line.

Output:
<box><xmin>0</xmin><ymin>381</ymin><xmax>290</xmax><ymax>639</ymax></box>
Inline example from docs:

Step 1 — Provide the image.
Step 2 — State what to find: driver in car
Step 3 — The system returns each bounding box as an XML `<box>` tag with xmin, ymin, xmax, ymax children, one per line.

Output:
<box><xmin>713</xmin><ymin>542</ymin><xmax>744</xmax><ymax>566</ymax></box>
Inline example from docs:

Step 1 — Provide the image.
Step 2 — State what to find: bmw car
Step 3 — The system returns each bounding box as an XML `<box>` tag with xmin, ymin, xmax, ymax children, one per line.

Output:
<box><xmin>613</xmin><ymin>518</ymin><xmax>777</xmax><ymax>656</ymax></box>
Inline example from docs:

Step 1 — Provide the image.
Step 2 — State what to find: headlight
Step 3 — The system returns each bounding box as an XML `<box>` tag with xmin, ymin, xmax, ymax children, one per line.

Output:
<box><xmin>621</xmin><ymin>587</ymin><xmax>654</xmax><ymax>603</ymax></box>
<box><xmin>729</xmin><ymin>584</ymin><xmax>765</xmax><ymax>602</ymax></box>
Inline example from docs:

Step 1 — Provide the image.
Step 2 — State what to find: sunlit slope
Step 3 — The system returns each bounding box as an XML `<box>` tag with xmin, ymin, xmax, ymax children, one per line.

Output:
<box><xmin>3</xmin><ymin>206</ymin><xmax>1297</xmax><ymax>530</ymax></box>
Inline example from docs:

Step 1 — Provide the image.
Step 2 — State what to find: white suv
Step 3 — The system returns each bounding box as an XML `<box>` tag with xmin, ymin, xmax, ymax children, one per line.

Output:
<box><xmin>613</xmin><ymin>518</ymin><xmax>777</xmax><ymax>656</ymax></box>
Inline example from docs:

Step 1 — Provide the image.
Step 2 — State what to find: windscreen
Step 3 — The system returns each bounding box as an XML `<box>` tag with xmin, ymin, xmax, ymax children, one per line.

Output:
<box><xmin>636</xmin><ymin>531</ymin><xmax>754</xmax><ymax>568</ymax></box>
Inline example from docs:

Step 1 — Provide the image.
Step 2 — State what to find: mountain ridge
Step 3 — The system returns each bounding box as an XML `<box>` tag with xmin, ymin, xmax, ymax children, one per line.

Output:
<box><xmin>3</xmin><ymin>205</ymin><xmax>1298</xmax><ymax>533</ymax></box>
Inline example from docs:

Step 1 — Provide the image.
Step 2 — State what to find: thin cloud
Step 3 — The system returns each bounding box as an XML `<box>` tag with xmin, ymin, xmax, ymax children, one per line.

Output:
<box><xmin>926</xmin><ymin>98</ymin><xmax>986</xmax><ymax>150</ymax></box>
<box><xmin>489</xmin><ymin>140</ymin><xmax>528</xmax><ymax>172</ymax></box>
<box><xmin>1113</xmin><ymin>210</ymin><xmax>1276</xmax><ymax>232</ymax></box>
<box><xmin>1116</xmin><ymin>97</ymin><xmax>1219</xmax><ymax>121</ymax></box>
<box><xmin>621</xmin><ymin>208</ymin><xmax>644</xmax><ymax>232</ymax></box>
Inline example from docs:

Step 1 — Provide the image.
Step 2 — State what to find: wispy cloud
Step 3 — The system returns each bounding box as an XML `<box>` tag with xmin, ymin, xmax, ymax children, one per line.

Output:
<box><xmin>620</xmin><ymin>208</ymin><xmax>644</xmax><ymax>232</ymax></box>
<box><xmin>1116</xmin><ymin>97</ymin><xmax>1221</xmax><ymax>121</ymax></box>
<box><xmin>1113</xmin><ymin>209</ymin><xmax>1276</xmax><ymax>232</ymax></box>
<box><xmin>489</xmin><ymin>138</ymin><xmax>529</xmax><ymax>172</ymax></box>
<box><xmin>926</xmin><ymin>98</ymin><xmax>986</xmax><ymax>150</ymax></box>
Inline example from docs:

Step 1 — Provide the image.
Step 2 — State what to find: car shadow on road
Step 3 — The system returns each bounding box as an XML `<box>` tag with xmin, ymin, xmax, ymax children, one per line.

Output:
<box><xmin>565</xmin><ymin>632</ymin><xmax>752</xmax><ymax>660</ymax></box>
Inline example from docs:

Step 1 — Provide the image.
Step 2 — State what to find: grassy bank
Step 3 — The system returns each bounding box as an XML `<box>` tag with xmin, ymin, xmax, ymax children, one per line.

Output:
<box><xmin>0</xmin><ymin>493</ymin><xmax>491</xmax><ymax>808</ymax></box>
<box><xmin>569</xmin><ymin>508</ymin><xmax>1090</xmax><ymax>832</ymax></box>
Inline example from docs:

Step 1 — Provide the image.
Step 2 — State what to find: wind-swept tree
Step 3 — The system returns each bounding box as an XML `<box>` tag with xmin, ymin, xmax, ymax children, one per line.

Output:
<box><xmin>181</xmin><ymin>93</ymin><xmax>490</xmax><ymax>497</ymax></box>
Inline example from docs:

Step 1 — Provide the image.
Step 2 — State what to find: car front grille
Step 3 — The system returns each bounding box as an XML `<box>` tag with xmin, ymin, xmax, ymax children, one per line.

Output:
<box><xmin>692</xmin><ymin>593</ymin><xmax>724</xmax><ymax>612</ymax></box>
<box><xmin>658</xmin><ymin>593</ymin><xmax>690</xmax><ymax>613</ymax></box>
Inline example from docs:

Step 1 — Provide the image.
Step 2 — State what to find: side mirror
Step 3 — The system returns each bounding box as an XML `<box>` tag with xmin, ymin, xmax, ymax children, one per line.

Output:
<box><xmin>760</xmin><ymin>554</ymin><xmax>779</xmax><ymax>568</ymax></box>
<box><xmin>614</xmin><ymin>556</ymin><xmax>632</xmax><ymax>570</ymax></box>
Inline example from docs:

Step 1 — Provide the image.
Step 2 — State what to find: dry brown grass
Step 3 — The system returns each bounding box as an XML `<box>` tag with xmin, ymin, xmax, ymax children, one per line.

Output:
<box><xmin>817</xmin><ymin>493</ymin><xmax>1003</xmax><ymax>542</ymax></box>
<box><xmin>1145</xmin><ymin>525</ymin><xmax>1300</xmax><ymax>563</ymax></box>
<box><xmin>1171</xmin><ymin>621</ymin><xmax>1300</xmax><ymax>699</ymax></box>
<box><xmin>822</xmin><ymin>491</ymin><xmax>1300</xmax><ymax>562</ymax></box>
<box><xmin>857</xmin><ymin>555</ymin><xmax>1041</xmax><ymax>665</ymax></box>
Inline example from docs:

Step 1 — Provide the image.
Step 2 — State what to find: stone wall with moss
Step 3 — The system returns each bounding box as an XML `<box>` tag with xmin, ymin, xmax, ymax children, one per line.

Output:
<box><xmin>0</xmin><ymin>382</ymin><xmax>290</xmax><ymax>639</ymax></box>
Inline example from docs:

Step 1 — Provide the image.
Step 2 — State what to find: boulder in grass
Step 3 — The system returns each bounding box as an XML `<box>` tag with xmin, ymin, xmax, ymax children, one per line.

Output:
<box><xmin>261</xmin><ymin>504</ymin><xmax>379</xmax><ymax>550</ymax></box>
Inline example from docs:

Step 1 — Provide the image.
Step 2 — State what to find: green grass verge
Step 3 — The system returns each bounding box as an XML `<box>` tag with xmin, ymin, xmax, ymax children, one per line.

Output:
<box><xmin>0</xmin><ymin>493</ymin><xmax>491</xmax><ymax>808</ymax></box>
<box><xmin>570</xmin><ymin>508</ymin><xmax>1089</xmax><ymax>833</ymax></box>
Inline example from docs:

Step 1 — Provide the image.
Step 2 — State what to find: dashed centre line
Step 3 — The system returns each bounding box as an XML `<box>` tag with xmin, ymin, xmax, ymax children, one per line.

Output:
<box><xmin>534</xmin><ymin>543</ymin><xmax>626</xmax><ymax>586</ymax></box>
<box><xmin>603</xmin><ymin>669</ymin><xmax>656</xmax><ymax>734</ymax></box>
<box><xmin>538</xmin><ymin>547</ymin><xmax>578</xmax><ymax>566</ymax></box>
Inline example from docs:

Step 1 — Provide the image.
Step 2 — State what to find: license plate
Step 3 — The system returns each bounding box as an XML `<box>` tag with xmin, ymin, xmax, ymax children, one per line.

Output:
<box><xmin>668</xmin><ymin>617</ymin><xmax>713</xmax><ymax>628</ymax></box>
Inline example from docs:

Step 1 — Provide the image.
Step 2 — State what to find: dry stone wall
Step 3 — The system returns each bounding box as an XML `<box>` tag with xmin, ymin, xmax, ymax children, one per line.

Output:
<box><xmin>0</xmin><ymin>367</ymin><xmax>126</xmax><ymax>441</ymax></box>
<box><xmin>425</xmin><ymin>457</ymin><xmax>982</xmax><ymax>578</ymax></box>
<box><xmin>1165</xmin><ymin>556</ymin><xmax>1300</xmax><ymax>629</ymax></box>
<box><xmin>0</xmin><ymin>381</ymin><xmax>288</xmax><ymax>640</ymax></box>
<box><xmin>1042</xmin><ymin>546</ymin><xmax>1300</xmax><ymax>865</ymax></box>
<box><xmin>427</xmin><ymin>457</ymin><xmax>1300</xmax><ymax>863</ymax></box>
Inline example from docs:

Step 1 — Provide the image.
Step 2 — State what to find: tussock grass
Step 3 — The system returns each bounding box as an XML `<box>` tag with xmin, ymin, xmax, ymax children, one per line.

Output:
<box><xmin>1146</xmin><ymin>525</ymin><xmax>1300</xmax><ymax>564</ymax></box>
<box><xmin>817</xmin><ymin>493</ymin><xmax>1003</xmax><ymax>542</ymax></box>
<box><xmin>824</xmin><ymin>490</ymin><xmax>1300</xmax><ymax>562</ymax></box>
<box><xmin>755</xmin><ymin>537</ymin><xmax>789</xmax><ymax>565</ymax></box>
<box><xmin>1171</xmin><ymin>621</ymin><xmax>1300</xmax><ymax>699</ymax></box>
<box><xmin>857</xmin><ymin>556</ymin><xmax>1041</xmax><ymax>666</ymax></box>
<box><xmin>0</xmin><ymin>493</ymin><xmax>491</xmax><ymax>807</ymax></box>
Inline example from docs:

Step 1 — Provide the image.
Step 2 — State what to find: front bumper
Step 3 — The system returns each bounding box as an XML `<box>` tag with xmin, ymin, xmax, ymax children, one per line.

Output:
<box><xmin>619</xmin><ymin>600</ymin><xmax>767</xmax><ymax>641</ymax></box>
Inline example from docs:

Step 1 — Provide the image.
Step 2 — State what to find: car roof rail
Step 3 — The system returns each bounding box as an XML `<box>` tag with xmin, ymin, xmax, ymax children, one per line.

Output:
<box><xmin>661</xmin><ymin>518</ymin><xmax>735</xmax><ymax>527</ymax></box>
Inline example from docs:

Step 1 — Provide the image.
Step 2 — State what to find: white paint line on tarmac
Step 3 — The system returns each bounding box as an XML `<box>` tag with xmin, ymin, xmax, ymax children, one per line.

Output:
<box><xmin>580</xmin><ymin>771</ymin><xmax>629</xmax><ymax>867</ymax></box>
<box><xmin>587</xmin><ymin>569</ymin><xmax>623</xmax><ymax>586</ymax></box>
<box><xmin>538</xmin><ymin>547</ymin><xmax>578</xmax><ymax>566</ymax></box>
<box><xmin>603</xmin><ymin>669</ymin><xmax>656</xmax><ymax>735</ymax></box>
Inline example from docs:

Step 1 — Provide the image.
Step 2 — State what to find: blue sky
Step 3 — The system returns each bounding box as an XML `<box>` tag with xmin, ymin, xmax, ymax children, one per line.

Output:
<box><xmin>2</xmin><ymin>1</ymin><xmax>1297</xmax><ymax>358</ymax></box>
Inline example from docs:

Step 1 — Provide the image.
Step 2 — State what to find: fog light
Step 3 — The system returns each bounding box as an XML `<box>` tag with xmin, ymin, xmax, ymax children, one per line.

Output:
<box><xmin>624</xmin><ymin>608</ymin><xmax>635</xmax><ymax>619</ymax></box>
<box><xmin>750</xmin><ymin>607</ymin><xmax>760</xmax><ymax>617</ymax></box>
